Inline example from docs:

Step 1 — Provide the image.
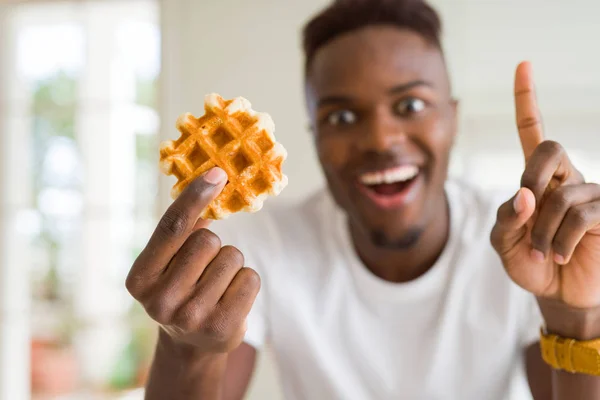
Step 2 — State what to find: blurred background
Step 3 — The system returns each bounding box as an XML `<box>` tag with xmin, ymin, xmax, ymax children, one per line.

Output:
<box><xmin>0</xmin><ymin>0</ymin><xmax>599</xmax><ymax>399</ymax></box>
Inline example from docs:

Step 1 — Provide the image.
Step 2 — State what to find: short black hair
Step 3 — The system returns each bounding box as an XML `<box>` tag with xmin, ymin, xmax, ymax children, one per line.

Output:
<box><xmin>302</xmin><ymin>0</ymin><xmax>443</xmax><ymax>74</ymax></box>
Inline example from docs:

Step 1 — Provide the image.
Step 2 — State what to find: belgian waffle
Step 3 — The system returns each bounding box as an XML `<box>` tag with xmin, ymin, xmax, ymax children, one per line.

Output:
<box><xmin>159</xmin><ymin>93</ymin><xmax>288</xmax><ymax>220</ymax></box>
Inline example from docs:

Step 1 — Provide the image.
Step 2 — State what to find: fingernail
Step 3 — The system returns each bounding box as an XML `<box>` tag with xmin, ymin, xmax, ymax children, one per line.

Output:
<box><xmin>513</xmin><ymin>190</ymin><xmax>524</xmax><ymax>214</ymax></box>
<box><xmin>203</xmin><ymin>167</ymin><xmax>227</xmax><ymax>185</ymax></box>
<box><xmin>530</xmin><ymin>249</ymin><xmax>545</xmax><ymax>263</ymax></box>
<box><xmin>554</xmin><ymin>253</ymin><xmax>566</xmax><ymax>265</ymax></box>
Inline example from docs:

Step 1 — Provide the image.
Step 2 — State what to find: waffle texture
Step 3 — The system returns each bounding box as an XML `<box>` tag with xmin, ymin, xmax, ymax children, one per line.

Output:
<box><xmin>160</xmin><ymin>93</ymin><xmax>288</xmax><ymax>219</ymax></box>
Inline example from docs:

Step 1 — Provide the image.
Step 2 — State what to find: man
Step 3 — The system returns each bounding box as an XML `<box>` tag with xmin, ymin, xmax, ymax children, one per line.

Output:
<box><xmin>126</xmin><ymin>0</ymin><xmax>600</xmax><ymax>399</ymax></box>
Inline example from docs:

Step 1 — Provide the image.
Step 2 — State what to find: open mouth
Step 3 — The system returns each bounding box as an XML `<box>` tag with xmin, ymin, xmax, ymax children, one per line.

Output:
<box><xmin>357</xmin><ymin>165</ymin><xmax>420</xmax><ymax>209</ymax></box>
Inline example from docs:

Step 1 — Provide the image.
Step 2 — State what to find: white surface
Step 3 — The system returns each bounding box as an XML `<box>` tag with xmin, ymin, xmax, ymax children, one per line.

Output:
<box><xmin>158</xmin><ymin>1</ymin><xmax>600</xmax><ymax>399</ymax></box>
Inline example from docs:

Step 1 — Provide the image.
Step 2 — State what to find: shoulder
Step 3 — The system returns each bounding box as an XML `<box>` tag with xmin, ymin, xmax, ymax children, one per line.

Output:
<box><xmin>445</xmin><ymin>178</ymin><xmax>522</xmax><ymax>297</ymax></box>
<box><xmin>445</xmin><ymin>178</ymin><xmax>515</xmax><ymax>241</ymax></box>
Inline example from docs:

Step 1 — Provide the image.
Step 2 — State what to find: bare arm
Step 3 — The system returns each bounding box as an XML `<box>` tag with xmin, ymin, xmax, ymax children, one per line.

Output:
<box><xmin>145</xmin><ymin>331</ymin><xmax>257</xmax><ymax>400</ymax></box>
<box><xmin>525</xmin><ymin>342</ymin><xmax>551</xmax><ymax>400</ymax></box>
<box><xmin>526</xmin><ymin>299</ymin><xmax>600</xmax><ymax>400</ymax></box>
<box><xmin>223</xmin><ymin>343</ymin><xmax>259</xmax><ymax>400</ymax></box>
<box><xmin>527</xmin><ymin>342</ymin><xmax>600</xmax><ymax>400</ymax></box>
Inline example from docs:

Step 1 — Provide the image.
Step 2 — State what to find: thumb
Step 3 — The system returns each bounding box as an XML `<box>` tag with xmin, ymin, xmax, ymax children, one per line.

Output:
<box><xmin>490</xmin><ymin>187</ymin><xmax>536</xmax><ymax>254</ymax></box>
<box><xmin>190</xmin><ymin>167</ymin><xmax>228</xmax><ymax>231</ymax></box>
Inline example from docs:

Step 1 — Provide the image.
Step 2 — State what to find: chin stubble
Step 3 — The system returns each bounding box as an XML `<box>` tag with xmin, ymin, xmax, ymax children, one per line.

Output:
<box><xmin>370</xmin><ymin>228</ymin><xmax>423</xmax><ymax>250</ymax></box>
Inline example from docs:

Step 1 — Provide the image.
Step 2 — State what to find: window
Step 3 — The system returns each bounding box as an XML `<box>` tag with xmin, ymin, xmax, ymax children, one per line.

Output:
<box><xmin>1</xmin><ymin>1</ymin><xmax>159</xmax><ymax>398</ymax></box>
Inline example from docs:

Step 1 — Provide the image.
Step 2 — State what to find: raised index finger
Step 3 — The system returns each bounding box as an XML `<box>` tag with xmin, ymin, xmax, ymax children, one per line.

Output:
<box><xmin>132</xmin><ymin>167</ymin><xmax>227</xmax><ymax>277</ymax></box>
<box><xmin>514</xmin><ymin>61</ymin><xmax>545</xmax><ymax>161</ymax></box>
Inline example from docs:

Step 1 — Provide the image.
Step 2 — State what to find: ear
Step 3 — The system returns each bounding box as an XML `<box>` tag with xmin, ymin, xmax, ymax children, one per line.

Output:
<box><xmin>304</xmin><ymin>82</ymin><xmax>318</xmax><ymax>138</ymax></box>
<box><xmin>449</xmin><ymin>98</ymin><xmax>459</xmax><ymax>142</ymax></box>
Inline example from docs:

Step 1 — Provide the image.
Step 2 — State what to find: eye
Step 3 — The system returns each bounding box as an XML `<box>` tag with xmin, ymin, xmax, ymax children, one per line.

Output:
<box><xmin>327</xmin><ymin>110</ymin><xmax>357</xmax><ymax>126</ymax></box>
<box><xmin>395</xmin><ymin>98</ymin><xmax>426</xmax><ymax>116</ymax></box>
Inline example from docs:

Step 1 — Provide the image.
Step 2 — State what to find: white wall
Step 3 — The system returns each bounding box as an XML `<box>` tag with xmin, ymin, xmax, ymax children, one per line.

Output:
<box><xmin>160</xmin><ymin>1</ymin><xmax>600</xmax><ymax>399</ymax></box>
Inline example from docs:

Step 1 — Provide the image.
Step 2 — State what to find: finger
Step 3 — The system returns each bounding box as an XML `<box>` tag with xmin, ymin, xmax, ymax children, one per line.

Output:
<box><xmin>130</xmin><ymin>167</ymin><xmax>227</xmax><ymax>279</ymax></box>
<box><xmin>193</xmin><ymin>217</ymin><xmax>213</xmax><ymax>232</ymax></box>
<box><xmin>552</xmin><ymin>200</ymin><xmax>600</xmax><ymax>264</ymax></box>
<box><xmin>530</xmin><ymin>183</ymin><xmax>600</xmax><ymax>259</ymax></box>
<box><xmin>194</xmin><ymin>246</ymin><xmax>246</xmax><ymax>305</ymax></box>
<box><xmin>141</xmin><ymin>281</ymin><xmax>189</xmax><ymax>326</ymax></box>
<box><xmin>490</xmin><ymin>187</ymin><xmax>536</xmax><ymax>255</ymax></box>
<box><xmin>514</xmin><ymin>61</ymin><xmax>545</xmax><ymax>161</ymax></box>
<box><xmin>162</xmin><ymin>229</ymin><xmax>222</xmax><ymax>290</ymax></box>
<box><xmin>520</xmin><ymin>141</ymin><xmax>577</xmax><ymax>206</ymax></box>
<box><xmin>198</xmin><ymin>268</ymin><xmax>260</xmax><ymax>352</ymax></box>
<box><xmin>216</xmin><ymin>267</ymin><xmax>261</xmax><ymax>325</ymax></box>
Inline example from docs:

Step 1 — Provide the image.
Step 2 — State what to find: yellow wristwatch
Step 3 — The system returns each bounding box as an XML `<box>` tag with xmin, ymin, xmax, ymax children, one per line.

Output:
<box><xmin>540</xmin><ymin>328</ymin><xmax>600</xmax><ymax>375</ymax></box>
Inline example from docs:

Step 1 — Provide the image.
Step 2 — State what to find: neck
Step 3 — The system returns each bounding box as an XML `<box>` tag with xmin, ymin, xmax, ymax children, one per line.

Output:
<box><xmin>349</xmin><ymin>195</ymin><xmax>450</xmax><ymax>283</ymax></box>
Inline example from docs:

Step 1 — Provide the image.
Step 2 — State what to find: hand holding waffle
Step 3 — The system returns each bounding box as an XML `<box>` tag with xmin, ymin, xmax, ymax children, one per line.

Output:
<box><xmin>126</xmin><ymin>168</ymin><xmax>261</xmax><ymax>353</ymax></box>
<box><xmin>126</xmin><ymin>93</ymin><xmax>286</xmax><ymax>353</ymax></box>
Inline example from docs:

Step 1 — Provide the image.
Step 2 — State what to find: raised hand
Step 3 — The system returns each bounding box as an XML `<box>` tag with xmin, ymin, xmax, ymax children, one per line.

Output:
<box><xmin>491</xmin><ymin>62</ymin><xmax>600</xmax><ymax>309</ymax></box>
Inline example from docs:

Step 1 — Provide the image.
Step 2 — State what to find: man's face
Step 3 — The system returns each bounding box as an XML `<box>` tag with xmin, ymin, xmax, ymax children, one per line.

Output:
<box><xmin>306</xmin><ymin>26</ymin><xmax>457</xmax><ymax>249</ymax></box>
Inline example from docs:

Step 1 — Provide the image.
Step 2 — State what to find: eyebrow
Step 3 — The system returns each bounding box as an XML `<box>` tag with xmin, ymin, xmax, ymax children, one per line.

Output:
<box><xmin>317</xmin><ymin>80</ymin><xmax>433</xmax><ymax>108</ymax></box>
<box><xmin>388</xmin><ymin>80</ymin><xmax>433</xmax><ymax>94</ymax></box>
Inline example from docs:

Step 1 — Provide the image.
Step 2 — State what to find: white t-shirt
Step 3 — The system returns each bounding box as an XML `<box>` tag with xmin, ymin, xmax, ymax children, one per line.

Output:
<box><xmin>211</xmin><ymin>180</ymin><xmax>543</xmax><ymax>400</ymax></box>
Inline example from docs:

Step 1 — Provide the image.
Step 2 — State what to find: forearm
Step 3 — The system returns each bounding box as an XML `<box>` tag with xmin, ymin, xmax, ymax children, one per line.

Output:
<box><xmin>145</xmin><ymin>328</ymin><xmax>228</xmax><ymax>400</ymax></box>
<box><xmin>551</xmin><ymin>371</ymin><xmax>600</xmax><ymax>400</ymax></box>
<box><xmin>539</xmin><ymin>298</ymin><xmax>600</xmax><ymax>400</ymax></box>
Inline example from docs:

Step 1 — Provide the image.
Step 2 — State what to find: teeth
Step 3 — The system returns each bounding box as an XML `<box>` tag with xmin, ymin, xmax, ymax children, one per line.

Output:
<box><xmin>360</xmin><ymin>165</ymin><xmax>419</xmax><ymax>185</ymax></box>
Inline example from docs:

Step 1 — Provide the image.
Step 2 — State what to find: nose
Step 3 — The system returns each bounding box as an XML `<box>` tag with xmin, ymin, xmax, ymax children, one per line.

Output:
<box><xmin>357</xmin><ymin>107</ymin><xmax>406</xmax><ymax>153</ymax></box>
